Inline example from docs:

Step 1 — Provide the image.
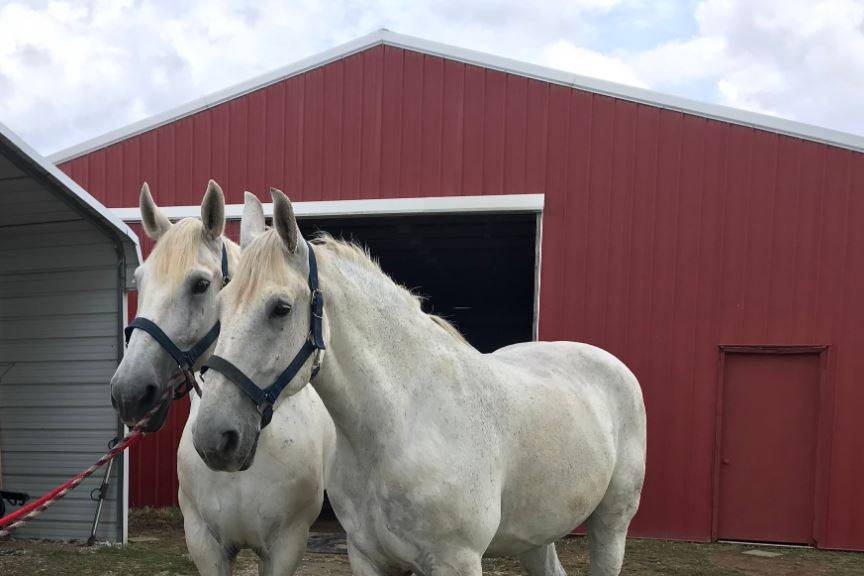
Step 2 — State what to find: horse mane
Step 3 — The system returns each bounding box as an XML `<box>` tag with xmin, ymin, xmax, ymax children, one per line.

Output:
<box><xmin>311</xmin><ymin>233</ymin><xmax>470</xmax><ymax>346</ymax></box>
<box><xmin>147</xmin><ymin>218</ymin><xmax>239</xmax><ymax>286</ymax></box>
<box><xmin>234</xmin><ymin>230</ymin><xmax>471</xmax><ymax>347</ymax></box>
<box><xmin>429</xmin><ymin>314</ymin><xmax>470</xmax><ymax>346</ymax></box>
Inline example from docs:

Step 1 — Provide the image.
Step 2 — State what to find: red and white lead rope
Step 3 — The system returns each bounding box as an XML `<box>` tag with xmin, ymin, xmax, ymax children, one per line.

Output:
<box><xmin>0</xmin><ymin>390</ymin><xmax>172</xmax><ymax>538</ymax></box>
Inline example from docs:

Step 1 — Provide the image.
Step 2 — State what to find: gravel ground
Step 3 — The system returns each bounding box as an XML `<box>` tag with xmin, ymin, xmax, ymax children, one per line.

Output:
<box><xmin>0</xmin><ymin>508</ymin><xmax>862</xmax><ymax>575</ymax></box>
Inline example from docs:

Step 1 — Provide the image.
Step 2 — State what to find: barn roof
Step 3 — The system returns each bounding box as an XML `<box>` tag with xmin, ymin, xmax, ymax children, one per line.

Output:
<box><xmin>0</xmin><ymin>120</ymin><xmax>141</xmax><ymax>270</ymax></box>
<box><xmin>49</xmin><ymin>29</ymin><xmax>864</xmax><ymax>162</ymax></box>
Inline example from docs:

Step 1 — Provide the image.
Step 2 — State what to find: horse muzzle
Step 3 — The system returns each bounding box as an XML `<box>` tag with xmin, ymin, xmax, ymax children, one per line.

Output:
<box><xmin>192</xmin><ymin>415</ymin><xmax>260</xmax><ymax>473</ymax></box>
<box><xmin>109</xmin><ymin>371</ymin><xmax>174</xmax><ymax>432</ymax></box>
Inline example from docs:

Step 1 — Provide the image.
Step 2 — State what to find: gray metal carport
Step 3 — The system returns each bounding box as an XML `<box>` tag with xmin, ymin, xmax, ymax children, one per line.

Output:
<box><xmin>0</xmin><ymin>122</ymin><xmax>139</xmax><ymax>542</ymax></box>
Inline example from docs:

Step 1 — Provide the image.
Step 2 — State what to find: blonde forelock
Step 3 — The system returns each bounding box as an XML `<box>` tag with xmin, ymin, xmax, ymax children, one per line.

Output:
<box><xmin>147</xmin><ymin>218</ymin><xmax>208</xmax><ymax>286</ymax></box>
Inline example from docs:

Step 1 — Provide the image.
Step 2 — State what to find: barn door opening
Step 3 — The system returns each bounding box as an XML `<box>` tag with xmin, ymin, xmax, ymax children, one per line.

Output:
<box><xmin>715</xmin><ymin>349</ymin><xmax>823</xmax><ymax>545</ymax></box>
<box><xmin>297</xmin><ymin>212</ymin><xmax>538</xmax><ymax>352</ymax></box>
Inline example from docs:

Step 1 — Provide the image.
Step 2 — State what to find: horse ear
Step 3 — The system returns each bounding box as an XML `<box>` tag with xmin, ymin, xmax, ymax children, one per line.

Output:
<box><xmin>201</xmin><ymin>180</ymin><xmax>226</xmax><ymax>240</ymax></box>
<box><xmin>139</xmin><ymin>182</ymin><xmax>172</xmax><ymax>240</ymax></box>
<box><xmin>241</xmin><ymin>191</ymin><xmax>266</xmax><ymax>249</ymax></box>
<box><xmin>270</xmin><ymin>187</ymin><xmax>301</xmax><ymax>253</ymax></box>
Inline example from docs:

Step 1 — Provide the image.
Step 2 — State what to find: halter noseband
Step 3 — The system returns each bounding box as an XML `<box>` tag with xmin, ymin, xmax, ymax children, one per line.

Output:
<box><xmin>202</xmin><ymin>241</ymin><xmax>326</xmax><ymax>429</ymax></box>
<box><xmin>123</xmin><ymin>243</ymin><xmax>231</xmax><ymax>399</ymax></box>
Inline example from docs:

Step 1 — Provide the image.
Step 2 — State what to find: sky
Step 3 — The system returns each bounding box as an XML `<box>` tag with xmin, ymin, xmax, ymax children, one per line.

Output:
<box><xmin>0</xmin><ymin>0</ymin><xmax>862</xmax><ymax>156</ymax></box>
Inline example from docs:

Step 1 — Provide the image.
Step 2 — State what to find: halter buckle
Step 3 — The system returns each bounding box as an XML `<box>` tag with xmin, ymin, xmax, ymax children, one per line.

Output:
<box><xmin>311</xmin><ymin>288</ymin><xmax>324</xmax><ymax>319</ymax></box>
<box><xmin>311</xmin><ymin>347</ymin><xmax>326</xmax><ymax>376</ymax></box>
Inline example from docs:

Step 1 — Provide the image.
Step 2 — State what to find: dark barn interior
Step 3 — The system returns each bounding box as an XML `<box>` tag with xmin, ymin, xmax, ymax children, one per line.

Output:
<box><xmin>298</xmin><ymin>212</ymin><xmax>538</xmax><ymax>354</ymax></box>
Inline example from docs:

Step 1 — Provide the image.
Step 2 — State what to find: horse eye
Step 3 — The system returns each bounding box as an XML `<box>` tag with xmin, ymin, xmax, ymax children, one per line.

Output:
<box><xmin>192</xmin><ymin>279</ymin><xmax>211</xmax><ymax>294</ymax></box>
<box><xmin>271</xmin><ymin>302</ymin><xmax>292</xmax><ymax>318</ymax></box>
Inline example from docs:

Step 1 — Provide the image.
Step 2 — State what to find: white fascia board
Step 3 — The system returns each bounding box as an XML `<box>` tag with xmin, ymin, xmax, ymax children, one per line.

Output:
<box><xmin>381</xmin><ymin>31</ymin><xmax>864</xmax><ymax>152</ymax></box>
<box><xmin>48</xmin><ymin>30</ymin><xmax>864</xmax><ymax>163</ymax></box>
<box><xmin>111</xmin><ymin>194</ymin><xmax>544</xmax><ymax>222</ymax></box>
<box><xmin>48</xmin><ymin>30</ymin><xmax>390</xmax><ymax>164</ymax></box>
<box><xmin>121</xmin><ymin>292</ymin><xmax>130</xmax><ymax>546</ymax></box>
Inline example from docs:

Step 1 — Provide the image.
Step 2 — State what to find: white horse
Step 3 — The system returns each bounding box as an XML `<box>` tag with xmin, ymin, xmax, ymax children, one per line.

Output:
<box><xmin>192</xmin><ymin>189</ymin><xmax>647</xmax><ymax>576</ymax></box>
<box><xmin>109</xmin><ymin>182</ymin><xmax>335</xmax><ymax>576</ymax></box>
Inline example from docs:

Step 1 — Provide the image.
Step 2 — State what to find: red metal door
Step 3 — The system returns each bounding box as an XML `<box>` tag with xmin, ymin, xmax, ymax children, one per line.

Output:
<box><xmin>717</xmin><ymin>352</ymin><xmax>821</xmax><ymax>544</ymax></box>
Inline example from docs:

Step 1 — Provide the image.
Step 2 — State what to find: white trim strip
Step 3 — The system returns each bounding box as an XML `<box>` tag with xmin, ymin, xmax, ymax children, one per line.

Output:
<box><xmin>49</xmin><ymin>29</ymin><xmax>864</xmax><ymax>163</ymax></box>
<box><xmin>112</xmin><ymin>194</ymin><xmax>544</xmax><ymax>222</ymax></box>
<box><xmin>49</xmin><ymin>30</ymin><xmax>389</xmax><ymax>164</ymax></box>
<box><xmin>383</xmin><ymin>31</ymin><xmax>864</xmax><ymax>152</ymax></box>
<box><xmin>121</xmin><ymin>292</ymin><xmax>130</xmax><ymax>546</ymax></box>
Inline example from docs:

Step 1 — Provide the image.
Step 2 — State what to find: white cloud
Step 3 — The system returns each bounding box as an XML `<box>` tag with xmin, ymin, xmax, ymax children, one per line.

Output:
<box><xmin>540</xmin><ymin>40</ymin><xmax>647</xmax><ymax>87</ymax></box>
<box><xmin>0</xmin><ymin>0</ymin><xmax>626</xmax><ymax>153</ymax></box>
<box><xmin>630</xmin><ymin>36</ymin><xmax>728</xmax><ymax>87</ymax></box>
<box><xmin>630</xmin><ymin>0</ymin><xmax>864</xmax><ymax>134</ymax></box>
<box><xmin>0</xmin><ymin>0</ymin><xmax>862</xmax><ymax>155</ymax></box>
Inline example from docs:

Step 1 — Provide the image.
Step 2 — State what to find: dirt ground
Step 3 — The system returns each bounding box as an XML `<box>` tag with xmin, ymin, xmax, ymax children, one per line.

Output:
<box><xmin>1</xmin><ymin>508</ymin><xmax>862</xmax><ymax>576</ymax></box>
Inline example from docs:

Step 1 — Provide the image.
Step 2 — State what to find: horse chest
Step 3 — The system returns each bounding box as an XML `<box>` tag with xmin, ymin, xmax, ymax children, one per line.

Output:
<box><xmin>328</xmin><ymin>434</ymin><xmax>502</xmax><ymax>562</ymax></box>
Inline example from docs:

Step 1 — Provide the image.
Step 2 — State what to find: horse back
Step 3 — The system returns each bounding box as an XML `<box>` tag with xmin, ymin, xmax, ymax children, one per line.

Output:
<box><xmin>490</xmin><ymin>340</ymin><xmax>644</xmax><ymax>437</ymax></box>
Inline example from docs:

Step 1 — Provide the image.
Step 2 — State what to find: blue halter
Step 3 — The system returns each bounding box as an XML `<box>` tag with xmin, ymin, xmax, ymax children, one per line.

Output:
<box><xmin>123</xmin><ymin>243</ymin><xmax>230</xmax><ymax>399</ymax></box>
<box><xmin>202</xmin><ymin>241</ymin><xmax>325</xmax><ymax>429</ymax></box>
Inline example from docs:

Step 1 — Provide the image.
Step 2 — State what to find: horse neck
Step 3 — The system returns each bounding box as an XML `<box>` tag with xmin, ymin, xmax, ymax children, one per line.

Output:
<box><xmin>313</xmin><ymin>248</ymin><xmax>470</xmax><ymax>443</ymax></box>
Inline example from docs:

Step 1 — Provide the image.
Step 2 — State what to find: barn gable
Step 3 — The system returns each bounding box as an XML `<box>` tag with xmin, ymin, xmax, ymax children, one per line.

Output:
<box><xmin>50</xmin><ymin>29</ymin><xmax>864</xmax><ymax>165</ymax></box>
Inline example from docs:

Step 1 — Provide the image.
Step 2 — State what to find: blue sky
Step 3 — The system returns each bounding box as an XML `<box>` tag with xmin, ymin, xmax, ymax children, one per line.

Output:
<box><xmin>588</xmin><ymin>1</ymin><xmax>701</xmax><ymax>51</ymax></box>
<box><xmin>1</xmin><ymin>0</ymin><xmax>862</xmax><ymax>155</ymax></box>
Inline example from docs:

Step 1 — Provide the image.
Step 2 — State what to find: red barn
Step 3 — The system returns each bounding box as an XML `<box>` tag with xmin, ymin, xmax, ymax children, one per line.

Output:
<box><xmin>51</xmin><ymin>31</ymin><xmax>864</xmax><ymax>550</ymax></box>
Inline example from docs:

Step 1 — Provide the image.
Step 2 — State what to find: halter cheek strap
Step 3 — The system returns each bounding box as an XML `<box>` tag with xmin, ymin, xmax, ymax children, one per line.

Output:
<box><xmin>202</xmin><ymin>241</ymin><xmax>325</xmax><ymax>429</ymax></box>
<box><xmin>221</xmin><ymin>241</ymin><xmax>231</xmax><ymax>286</ymax></box>
<box><xmin>123</xmin><ymin>243</ymin><xmax>231</xmax><ymax>399</ymax></box>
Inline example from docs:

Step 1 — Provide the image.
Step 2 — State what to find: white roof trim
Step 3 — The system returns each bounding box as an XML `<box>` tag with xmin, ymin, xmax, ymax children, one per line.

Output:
<box><xmin>49</xmin><ymin>30</ymin><xmax>389</xmax><ymax>164</ymax></box>
<box><xmin>111</xmin><ymin>193</ymin><xmax>544</xmax><ymax>222</ymax></box>
<box><xmin>49</xmin><ymin>29</ymin><xmax>864</xmax><ymax>163</ymax></box>
<box><xmin>0</xmin><ymin>120</ymin><xmax>142</xmax><ymax>264</ymax></box>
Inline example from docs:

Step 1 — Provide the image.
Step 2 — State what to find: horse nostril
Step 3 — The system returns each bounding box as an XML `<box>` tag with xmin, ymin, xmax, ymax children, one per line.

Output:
<box><xmin>217</xmin><ymin>430</ymin><xmax>239</xmax><ymax>459</ymax></box>
<box><xmin>141</xmin><ymin>383</ymin><xmax>158</xmax><ymax>408</ymax></box>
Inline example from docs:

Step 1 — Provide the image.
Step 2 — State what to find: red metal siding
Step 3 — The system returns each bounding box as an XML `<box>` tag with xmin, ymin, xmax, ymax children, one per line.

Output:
<box><xmin>59</xmin><ymin>45</ymin><xmax>864</xmax><ymax>550</ymax></box>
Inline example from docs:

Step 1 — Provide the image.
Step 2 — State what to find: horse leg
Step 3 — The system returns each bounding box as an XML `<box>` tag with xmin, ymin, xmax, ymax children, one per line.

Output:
<box><xmin>348</xmin><ymin>540</ymin><xmax>396</xmax><ymax>576</ymax></box>
<box><xmin>258</xmin><ymin>524</ymin><xmax>309</xmax><ymax>576</ymax></box>
<box><xmin>585</xmin><ymin>447</ymin><xmax>644</xmax><ymax>576</ymax></box>
<box><xmin>518</xmin><ymin>543</ymin><xmax>567</xmax><ymax>576</ymax></box>
<box><xmin>184</xmin><ymin>511</ymin><xmax>235</xmax><ymax>576</ymax></box>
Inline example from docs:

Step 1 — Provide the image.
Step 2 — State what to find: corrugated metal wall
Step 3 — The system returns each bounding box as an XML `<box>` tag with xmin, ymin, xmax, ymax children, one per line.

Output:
<box><xmin>0</xmin><ymin>172</ymin><xmax>122</xmax><ymax>541</ymax></box>
<box><xmin>58</xmin><ymin>45</ymin><xmax>864</xmax><ymax>550</ymax></box>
